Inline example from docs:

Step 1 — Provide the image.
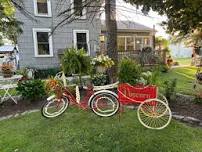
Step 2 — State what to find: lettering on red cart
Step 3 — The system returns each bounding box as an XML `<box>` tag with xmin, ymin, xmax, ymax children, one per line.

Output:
<box><xmin>118</xmin><ymin>83</ymin><xmax>158</xmax><ymax>104</ymax></box>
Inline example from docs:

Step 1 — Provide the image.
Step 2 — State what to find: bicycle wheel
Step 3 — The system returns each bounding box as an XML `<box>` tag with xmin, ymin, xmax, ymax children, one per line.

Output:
<box><xmin>90</xmin><ymin>91</ymin><xmax>120</xmax><ymax>117</ymax></box>
<box><xmin>41</xmin><ymin>96</ymin><xmax>69</xmax><ymax>118</ymax></box>
<box><xmin>158</xmin><ymin>93</ymin><xmax>168</xmax><ymax>105</ymax></box>
<box><xmin>137</xmin><ymin>98</ymin><xmax>172</xmax><ymax>130</ymax></box>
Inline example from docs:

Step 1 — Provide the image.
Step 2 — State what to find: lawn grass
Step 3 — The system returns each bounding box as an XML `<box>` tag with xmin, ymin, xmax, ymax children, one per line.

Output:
<box><xmin>0</xmin><ymin>107</ymin><xmax>202</xmax><ymax>152</ymax></box>
<box><xmin>174</xmin><ymin>58</ymin><xmax>192</xmax><ymax>66</ymax></box>
<box><xmin>0</xmin><ymin>89</ymin><xmax>18</xmax><ymax>97</ymax></box>
<box><xmin>157</xmin><ymin>66</ymin><xmax>202</xmax><ymax>95</ymax></box>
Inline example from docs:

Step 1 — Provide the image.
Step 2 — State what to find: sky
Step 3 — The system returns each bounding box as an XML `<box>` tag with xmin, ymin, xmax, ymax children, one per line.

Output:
<box><xmin>102</xmin><ymin>0</ymin><xmax>169</xmax><ymax>38</ymax></box>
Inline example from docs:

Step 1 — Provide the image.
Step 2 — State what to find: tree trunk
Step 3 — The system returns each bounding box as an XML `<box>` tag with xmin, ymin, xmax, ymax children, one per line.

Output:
<box><xmin>105</xmin><ymin>0</ymin><xmax>118</xmax><ymax>83</ymax></box>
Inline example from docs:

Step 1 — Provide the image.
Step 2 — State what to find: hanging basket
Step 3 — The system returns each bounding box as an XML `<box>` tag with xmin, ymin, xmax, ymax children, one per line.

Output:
<box><xmin>96</xmin><ymin>66</ymin><xmax>106</xmax><ymax>73</ymax></box>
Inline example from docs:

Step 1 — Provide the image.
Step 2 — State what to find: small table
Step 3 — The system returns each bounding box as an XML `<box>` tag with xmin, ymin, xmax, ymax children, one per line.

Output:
<box><xmin>0</xmin><ymin>75</ymin><xmax>23</xmax><ymax>104</ymax></box>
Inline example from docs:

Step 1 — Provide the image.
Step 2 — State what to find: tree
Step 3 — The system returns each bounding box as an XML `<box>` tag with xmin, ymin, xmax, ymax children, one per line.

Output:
<box><xmin>0</xmin><ymin>0</ymin><xmax>23</xmax><ymax>44</ymax></box>
<box><xmin>105</xmin><ymin>0</ymin><xmax>117</xmax><ymax>82</ymax></box>
<box><xmin>0</xmin><ymin>35</ymin><xmax>3</xmax><ymax>46</ymax></box>
<box><xmin>124</xmin><ymin>0</ymin><xmax>202</xmax><ymax>37</ymax></box>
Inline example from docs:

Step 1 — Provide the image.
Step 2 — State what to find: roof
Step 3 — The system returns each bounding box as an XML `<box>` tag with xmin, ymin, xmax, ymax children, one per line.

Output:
<box><xmin>0</xmin><ymin>45</ymin><xmax>15</xmax><ymax>53</ymax></box>
<box><xmin>101</xmin><ymin>20</ymin><xmax>154</xmax><ymax>32</ymax></box>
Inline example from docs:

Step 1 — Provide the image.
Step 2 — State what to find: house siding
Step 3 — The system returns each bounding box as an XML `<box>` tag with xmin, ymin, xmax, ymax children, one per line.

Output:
<box><xmin>16</xmin><ymin>0</ymin><xmax>101</xmax><ymax>69</ymax></box>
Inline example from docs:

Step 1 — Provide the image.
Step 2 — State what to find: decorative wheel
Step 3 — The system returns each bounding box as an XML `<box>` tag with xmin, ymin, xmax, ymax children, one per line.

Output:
<box><xmin>41</xmin><ymin>96</ymin><xmax>69</xmax><ymax>118</ymax></box>
<box><xmin>137</xmin><ymin>98</ymin><xmax>172</xmax><ymax>130</ymax></box>
<box><xmin>90</xmin><ymin>91</ymin><xmax>120</xmax><ymax>117</ymax></box>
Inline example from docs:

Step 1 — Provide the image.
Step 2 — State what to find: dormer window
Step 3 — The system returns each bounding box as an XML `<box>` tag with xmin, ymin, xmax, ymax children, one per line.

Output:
<box><xmin>34</xmin><ymin>0</ymin><xmax>52</xmax><ymax>17</ymax></box>
<box><xmin>71</xmin><ymin>0</ymin><xmax>87</xmax><ymax>19</ymax></box>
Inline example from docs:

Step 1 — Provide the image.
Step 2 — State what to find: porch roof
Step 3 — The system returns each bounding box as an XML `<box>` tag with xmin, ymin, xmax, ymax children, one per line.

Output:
<box><xmin>101</xmin><ymin>20</ymin><xmax>155</xmax><ymax>32</ymax></box>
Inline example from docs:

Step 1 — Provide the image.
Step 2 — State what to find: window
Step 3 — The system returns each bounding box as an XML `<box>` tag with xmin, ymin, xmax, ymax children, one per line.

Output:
<box><xmin>117</xmin><ymin>36</ymin><xmax>135</xmax><ymax>51</ymax></box>
<box><xmin>117</xmin><ymin>37</ymin><xmax>125</xmax><ymax>51</ymax></box>
<box><xmin>126</xmin><ymin>37</ymin><xmax>134</xmax><ymax>51</ymax></box>
<box><xmin>34</xmin><ymin>0</ymin><xmax>52</xmax><ymax>17</ymax></box>
<box><xmin>143</xmin><ymin>37</ymin><xmax>150</xmax><ymax>46</ymax></box>
<box><xmin>71</xmin><ymin>0</ymin><xmax>87</xmax><ymax>19</ymax></box>
<box><xmin>33</xmin><ymin>28</ymin><xmax>53</xmax><ymax>57</ymax></box>
<box><xmin>118</xmin><ymin>36</ymin><xmax>152</xmax><ymax>51</ymax></box>
<box><xmin>135</xmin><ymin>37</ymin><xmax>142</xmax><ymax>50</ymax></box>
<box><xmin>135</xmin><ymin>37</ymin><xmax>151</xmax><ymax>50</ymax></box>
<box><xmin>73</xmin><ymin>30</ymin><xmax>89</xmax><ymax>54</ymax></box>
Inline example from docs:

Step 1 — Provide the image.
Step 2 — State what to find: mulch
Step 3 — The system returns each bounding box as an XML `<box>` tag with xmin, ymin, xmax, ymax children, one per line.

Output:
<box><xmin>0</xmin><ymin>99</ymin><xmax>45</xmax><ymax>118</ymax></box>
<box><xmin>1</xmin><ymin>97</ymin><xmax>202</xmax><ymax>122</ymax></box>
<box><xmin>170</xmin><ymin>102</ymin><xmax>202</xmax><ymax>121</ymax></box>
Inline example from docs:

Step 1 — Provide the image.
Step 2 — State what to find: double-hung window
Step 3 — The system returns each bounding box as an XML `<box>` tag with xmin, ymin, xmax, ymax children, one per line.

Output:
<box><xmin>33</xmin><ymin>28</ymin><xmax>53</xmax><ymax>57</ymax></box>
<box><xmin>34</xmin><ymin>0</ymin><xmax>52</xmax><ymax>17</ymax></box>
<box><xmin>71</xmin><ymin>0</ymin><xmax>87</xmax><ymax>19</ymax></box>
<box><xmin>73</xmin><ymin>30</ymin><xmax>90</xmax><ymax>54</ymax></box>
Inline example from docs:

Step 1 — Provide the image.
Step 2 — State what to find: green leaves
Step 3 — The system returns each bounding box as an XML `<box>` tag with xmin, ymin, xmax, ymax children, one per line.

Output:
<box><xmin>0</xmin><ymin>0</ymin><xmax>23</xmax><ymax>44</ymax></box>
<box><xmin>61</xmin><ymin>48</ymin><xmax>92</xmax><ymax>76</ymax></box>
<box><xmin>125</xmin><ymin>0</ymin><xmax>202</xmax><ymax>37</ymax></box>
<box><xmin>16</xmin><ymin>79</ymin><xmax>46</xmax><ymax>101</ymax></box>
<box><xmin>118</xmin><ymin>58</ymin><xmax>142</xmax><ymax>85</ymax></box>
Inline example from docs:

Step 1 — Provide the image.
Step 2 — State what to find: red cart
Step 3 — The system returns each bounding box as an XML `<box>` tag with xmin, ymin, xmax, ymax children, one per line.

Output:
<box><xmin>118</xmin><ymin>83</ymin><xmax>172</xmax><ymax>130</ymax></box>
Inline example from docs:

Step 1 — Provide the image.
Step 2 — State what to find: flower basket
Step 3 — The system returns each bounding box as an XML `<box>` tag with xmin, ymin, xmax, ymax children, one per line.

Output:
<box><xmin>3</xmin><ymin>72</ymin><xmax>13</xmax><ymax>78</ymax></box>
<box><xmin>91</xmin><ymin>54</ymin><xmax>114</xmax><ymax>73</ymax></box>
<box><xmin>1</xmin><ymin>63</ymin><xmax>13</xmax><ymax>78</ymax></box>
<box><xmin>96</xmin><ymin>66</ymin><xmax>106</xmax><ymax>73</ymax></box>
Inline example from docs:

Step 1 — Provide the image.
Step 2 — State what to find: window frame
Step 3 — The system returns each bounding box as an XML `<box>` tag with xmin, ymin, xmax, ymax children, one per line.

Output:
<box><xmin>135</xmin><ymin>36</ymin><xmax>152</xmax><ymax>50</ymax></box>
<box><xmin>117</xmin><ymin>36</ymin><xmax>136</xmax><ymax>51</ymax></box>
<box><xmin>117</xmin><ymin>35</ymin><xmax>152</xmax><ymax>51</ymax></box>
<box><xmin>33</xmin><ymin>0</ymin><xmax>52</xmax><ymax>17</ymax></box>
<box><xmin>71</xmin><ymin>0</ymin><xmax>87</xmax><ymax>19</ymax></box>
<box><xmin>33</xmin><ymin>28</ymin><xmax>53</xmax><ymax>57</ymax></box>
<box><xmin>73</xmin><ymin>30</ymin><xmax>90</xmax><ymax>55</ymax></box>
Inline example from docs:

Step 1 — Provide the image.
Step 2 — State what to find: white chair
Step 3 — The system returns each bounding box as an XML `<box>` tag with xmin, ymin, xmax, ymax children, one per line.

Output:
<box><xmin>0</xmin><ymin>84</ymin><xmax>18</xmax><ymax>104</ymax></box>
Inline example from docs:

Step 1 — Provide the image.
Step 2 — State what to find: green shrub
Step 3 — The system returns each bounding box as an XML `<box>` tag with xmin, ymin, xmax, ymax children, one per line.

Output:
<box><xmin>163</xmin><ymin>79</ymin><xmax>177</xmax><ymax>101</ymax></box>
<box><xmin>91</xmin><ymin>74</ymin><xmax>108</xmax><ymax>86</ymax></box>
<box><xmin>160</xmin><ymin>65</ymin><xmax>170</xmax><ymax>73</ymax></box>
<box><xmin>16</xmin><ymin>79</ymin><xmax>46</xmax><ymax>101</ymax></box>
<box><xmin>34</xmin><ymin>68</ymin><xmax>60</xmax><ymax>79</ymax></box>
<box><xmin>118</xmin><ymin>58</ymin><xmax>142</xmax><ymax>85</ymax></box>
<box><xmin>141</xmin><ymin>70</ymin><xmax>160</xmax><ymax>85</ymax></box>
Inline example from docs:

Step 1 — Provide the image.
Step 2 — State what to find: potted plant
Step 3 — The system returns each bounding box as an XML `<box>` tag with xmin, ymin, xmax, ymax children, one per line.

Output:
<box><xmin>91</xmin><ymin>54</ymin><xmax>114</xmax><ymax>73</ymax></box>
<box><xmin>61</xmin><ymin>48</ymin><xmax>91</xmax><ymax>85</ymax></box>
<box><xmin>45</xmin><ymin>77</ymin><xmax>63</xmax><ymax>99</ymax></box>
<box><xmin>1</xmin><ymin>63</ymin><xmax>13</xmax><ymax>78</ymax></box>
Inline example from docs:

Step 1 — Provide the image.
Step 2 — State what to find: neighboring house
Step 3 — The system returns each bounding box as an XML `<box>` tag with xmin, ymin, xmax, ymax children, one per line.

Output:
<box><xmin>101</xmin><ymin>20</ymin><xmax>154</xmax><ymax>51</ymax></box>
<box><xmin>101</xmin><ymin>20</ymin><xmax>155</xmax><ymax>60</ymax></box>
<box><xmin>16</xmin><ymin>0</ymin><xmax>155</xmax><ymax>69</ymax></box>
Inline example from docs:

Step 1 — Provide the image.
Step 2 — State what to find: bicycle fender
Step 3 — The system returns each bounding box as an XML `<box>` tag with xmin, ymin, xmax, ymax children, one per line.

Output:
<box><xmin>47</xmin><ymin>94</ymin><xmax>56</xmax><ymax>101</ymax></box>
<box><xmin>88</xmin><ymin>90</ymin><xmax>118</xmax><ymax>106</ymax></box>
